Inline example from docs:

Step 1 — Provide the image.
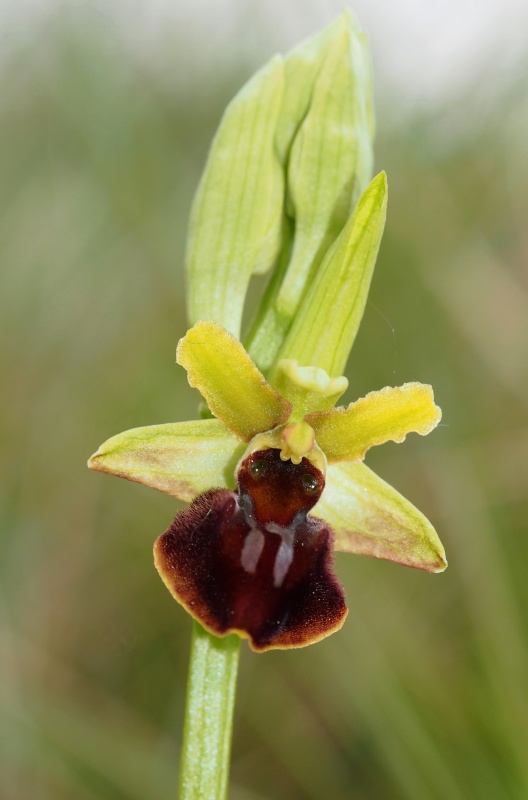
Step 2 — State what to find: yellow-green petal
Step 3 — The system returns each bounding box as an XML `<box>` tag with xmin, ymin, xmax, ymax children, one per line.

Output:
<box><xmin>314</xmin><ymin>461</ymin><xmax>447</xmax><ymax>572</ymax></box>
<box><xmin>307</xmin><ymin>382</ymin><xmax>441</xmax><ymax>462</ymax></box>
<box><xmin>185</xmin><ymin>56</ymin><xmax>285</xmax><ymax>337</ymax></box>
<box><xmin>177</xmin><ymin>321</ymin><xmax>292</xmax><ymax>441</ymax></box>
<box><xmin>275</xmin><ymin>171</ymin><xmax>387</xmax><ymax>377</ymax></box>
<box><xmin>88</xmin><ymin>419</ymin><xmax>244</xmax><ymax>502</ymax></box>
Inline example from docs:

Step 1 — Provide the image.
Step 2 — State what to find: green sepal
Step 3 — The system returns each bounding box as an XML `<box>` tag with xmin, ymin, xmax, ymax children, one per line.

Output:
<box><xmin>274</xmin><ymin>171</ymin><xmax>387</xmax><ymax>376</ymax></box>
<box><xmin>185</xmin><ymin>56</ymin><xmax>285</xmax><ymax>337</ymax></box>
<box><xmin>88</xmin><ymin>419</ymin><xmax>244</xmax><ymax>501</ymax></box>
<box><xmin>315</xmin><ymin>461</ymin><xmax>447</xmax><ymax>573</ymax></box>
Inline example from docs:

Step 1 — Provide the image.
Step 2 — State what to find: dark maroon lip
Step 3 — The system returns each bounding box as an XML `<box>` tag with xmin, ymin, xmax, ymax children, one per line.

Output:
<box><xmin>154</xmin><ymin>449</ymin><xmax>347</xmax><ymax>651</ymax></box>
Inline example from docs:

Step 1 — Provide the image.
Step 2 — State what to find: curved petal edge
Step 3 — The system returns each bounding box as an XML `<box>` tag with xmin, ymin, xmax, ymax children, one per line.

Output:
<box><xmin>307</xmin><ymin>382</ymin><xmax>442</xmax><ymax>462</ymax></box>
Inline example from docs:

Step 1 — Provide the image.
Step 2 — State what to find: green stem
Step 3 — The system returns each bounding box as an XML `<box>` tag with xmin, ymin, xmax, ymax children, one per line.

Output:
<box><xmin>178</xmin><ymin>622</ymin><xmax>240</xmax><ymax>800</ymax></box>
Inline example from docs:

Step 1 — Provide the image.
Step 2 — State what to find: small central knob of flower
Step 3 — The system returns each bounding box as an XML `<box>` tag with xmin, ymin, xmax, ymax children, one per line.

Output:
<box><xmin>280</xmin><ymin>421</ymin><xmax>315</xmax><ymax>464</ymax></box>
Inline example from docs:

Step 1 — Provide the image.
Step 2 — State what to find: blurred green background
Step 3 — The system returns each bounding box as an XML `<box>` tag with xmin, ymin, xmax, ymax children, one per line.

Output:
<box><xmin>2</xmin><ymin>3</ymin><xmax>528</xmax><ymax>799</ymax></box>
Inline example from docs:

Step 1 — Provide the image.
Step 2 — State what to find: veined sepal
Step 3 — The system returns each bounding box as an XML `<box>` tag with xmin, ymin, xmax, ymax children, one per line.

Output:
<box><xmin>314</xmin><ymin>461</ymin><xmax>447</xmax><ymax>573</ymax></box>
<box><xmin>87</xmin><ymin>419</ymin><xmax>244</xmax><ymax>502</ymax></box>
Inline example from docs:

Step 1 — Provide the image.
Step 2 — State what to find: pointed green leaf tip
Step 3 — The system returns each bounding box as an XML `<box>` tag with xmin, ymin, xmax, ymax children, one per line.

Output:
<box><xmin>274</xmin><ymin>171</ymin><xmax>387</xmax><ymax>377</ymax></box>
<box><xmin>185</xmin><ymin>11</ymin><xmax>374</xmax><ymax>356</ymax></box>
<box><xmin>275</xmin><ymin>14</ymin><xmax>374</xmax><ymax>318</ymax></box>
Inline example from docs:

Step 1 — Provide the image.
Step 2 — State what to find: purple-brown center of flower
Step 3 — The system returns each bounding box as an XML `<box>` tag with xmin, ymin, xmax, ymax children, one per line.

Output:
<box><xmin>238</xmin><ymin>448</ymin><xmax>324</xmax><ymax>528</ymax></box>
<box><xmin>154</xmin><ymin>448</ymin><xmax>347</xmax><ymax>651</ymax></box>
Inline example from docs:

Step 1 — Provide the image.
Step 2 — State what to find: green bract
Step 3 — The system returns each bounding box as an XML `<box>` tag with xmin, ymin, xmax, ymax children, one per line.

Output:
<box><xmin>185</xmin><ymin>12</ymin><xmax>374</xmax><ymax>371</ymax></box>
<box><xmin>275</xmin><ymin>171</ymin><xmax>386</xmax><ymax>377</ymax></box>
<box><xmin>185</xmin><ymin>55</ymin><xmax>284</xmax><ymax>337</ymax></box>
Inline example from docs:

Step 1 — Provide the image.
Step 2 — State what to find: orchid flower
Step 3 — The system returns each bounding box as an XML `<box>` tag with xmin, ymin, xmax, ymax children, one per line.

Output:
<box><xmin>88</xmin><ymin>318</ymin><xmax>445</xmax><ymax>651</ymax></box>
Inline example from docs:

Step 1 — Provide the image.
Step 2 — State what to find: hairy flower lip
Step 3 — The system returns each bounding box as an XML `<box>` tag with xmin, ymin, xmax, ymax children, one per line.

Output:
<box><xmin>153</xmin><ymin>450</ymin><xmax>348</xmax><ymax>652</ymax></box>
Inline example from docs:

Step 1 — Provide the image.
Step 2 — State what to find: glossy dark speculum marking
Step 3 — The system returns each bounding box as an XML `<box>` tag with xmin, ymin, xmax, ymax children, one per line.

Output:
<box><xmin>154</xmin><ymin>449</ymin><xmax>347</xmax><ymax>651</ymax></box>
